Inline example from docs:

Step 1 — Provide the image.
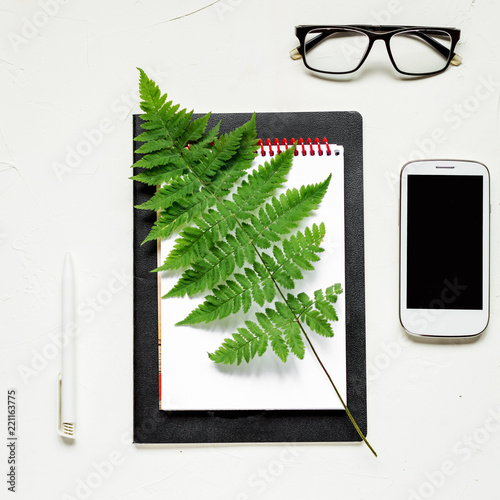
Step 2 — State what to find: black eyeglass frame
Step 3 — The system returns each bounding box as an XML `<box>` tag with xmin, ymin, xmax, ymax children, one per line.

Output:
<box><xmin>294</xmin><ymin>25</ymin><xmax>462</xmax><ymax>76</ymax></box>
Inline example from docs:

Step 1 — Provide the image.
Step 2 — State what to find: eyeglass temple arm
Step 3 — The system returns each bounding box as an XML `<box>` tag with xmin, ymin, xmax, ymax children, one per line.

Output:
<box><xmin>290</xmin><ymin>28</ymin><xmax>462</xmax><ymax>66</ymax></box>
<box><xmin>411</xmin><ymin>31</ymin><xmax>462</xmax><ymax>65</ymax></box>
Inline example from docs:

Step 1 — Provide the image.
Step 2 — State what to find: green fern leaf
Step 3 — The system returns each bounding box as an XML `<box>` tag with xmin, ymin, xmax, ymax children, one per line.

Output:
<box><xmin>326</xmin><ymin>283</ymin><xmax>343</xmax><ymax>301</ymax></box>
<box><xmin>136</xmin><ymin>174</ymin><xmax>201</xmax><ymax>211</ymax></box>
<box><xmin>197</xmin><ymin>121</ymin><xmax>221</xmax><ymax>147</ymax></box>
<box><xmin>285</xmin><ymin>294</ymin><xmax>304</xmax><ymax>316</ymax></box>
<box><xmin>315</xmin><ymin>299</ymin><xmax>338</xmax><ymax>322</ymax></box>
<box><xmin>208</xmin><ymin>116</ymin><xmax>258</xmax><ymax>196</ymax></box>
<box><xmin>255</xmin><ymin>311</ymin><xmax>272</xmax><ymax>330</ymax></box>
<box><xmin>169</xmin><ymin>222</ymin><xmax>325</xmax><ymax>306</ymax></box>
<box><xmin>269</xmin><ymin>330</ymin><xmax>289</xmax><ymax>362</ymax></box>
<box><xmin>136</xmin><ymin>70</ymin><xmax>194</xmax><ymax>147</ymax></box>
<box><xmin>180</xmin><ymin>112</ymin><xmax>212</xmax><ymax>144</ymax></box>
<box><xmin>313</xmin><ymin>288</ymin><xmax>339</xmax><ymax>321</ymax></box>
<box><xmin>302</xmin><ymin>309</ymin><xmax>334</xmax><ymax>337</ymax></box>
<box><xmin>163</xmin><ymin>176</ymin><xmax>329</xmax><ymax>293</ymax></box>
<box><xmin>283</xmin><ymin>322</ymin><xmax>305</xmax><ymax>359</ymax></box>
<box><xmin>130</xmin><ymin>163</ymin><xmax>186</xmax><ymax>186</ymax></box>
<box><xmin>142</xmin><ymin>195</ymin><xmax>207</xmax><ymax>242</ymax></box>
<box><xmin>234</xmin><ymin>146</ymin><xmax>295</xmax><ymax>212</ymax></box>
<box><xmin>160</xmin><ymin>146</ymin><xmax>295</xmax><ymax>270</ymax></box>
<box><xmin>208</xmin><ymin>322</ymin><xmax>268</xmax><ymax>365</ymax></box>
<box><xmin>188</xmin><ymin>270</ymin><xmax>340</xmax><ymax>362</ymax></box>
<box><xmin>134</xmin><ymin>139</ymin><xmax>173</xmax><ymax>154</ymax></box>
<box><xmin>131</xmin><ymin>149</ymin><xmax>182</xmax><ymax>170</ymax></box>
<box><xmin>275</xmin><ymin>301</ymin><xmax>295</xmax><ymax>321</ymax></box>
<box><xmin>273</xmin><ymin>268</ymin><xmax>295</xmax><ymax>289</ymax></box>
<box><xmin>260</xmin><ymin>252</ymin><xmax>278</xmax><ymax>273</ymax></box>
<box><xmin>190</xmin><ymin>126</ymin><xmax>244</xmax><ymax>183</ymax></box>
<box><xmin>141</xmin><ymin>118</ymin><xmax>257</xmax><ymax>243</ymax></box>
<box><xmin>208</xmin><ymin>301</ymin><xmax>310</xmax><ymax>365</ymax></box>
<box><xmin>133</xmin><ymin>72</ymin><xmax>378</xmax><ymax>455</ymax></box>
<box><xmin>252</xmin><ymin>178</ymin><xmax>331</xmax><ymax>247</ymax></box>
<box><xmin>176</xmin><ymin>268</ymin><xmax>276</xmax><ymax>325</ymax></box>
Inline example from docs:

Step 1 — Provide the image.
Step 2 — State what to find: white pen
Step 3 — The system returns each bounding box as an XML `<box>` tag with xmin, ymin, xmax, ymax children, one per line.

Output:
<box><xmin>58</xmin><ymin>253</ymin><xmax>76</xmax><ymax>439</ymax></box>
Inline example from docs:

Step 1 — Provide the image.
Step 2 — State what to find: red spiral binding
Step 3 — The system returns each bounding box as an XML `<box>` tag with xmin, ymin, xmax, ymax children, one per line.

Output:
<box><xmin>306</xmin><ymin>138</ymin><xmax>315</xmax><ymax>156</ymax></box>
<box><xmin>256</xmin><ymin>137</ymin><xmax>331</xmax><ymax>156</ymax></box>
<box><xmin>298</xmin><ymin>138</ymin><xmax>307</xmax><ymax>156</ymax></box>
<box><xmin>265</xmin><ymin>138</ymin><xmax>274</xmax><ymax>156</ymax></box>
<box><xmin>322</xmin><ymin>137</ymin><xmax>331</xmax><ymax>156</ymax></box>
<box><xmin>257</xmin><ymin>139</ymin><xmax>266</xmax><ymax>156</ymax></box>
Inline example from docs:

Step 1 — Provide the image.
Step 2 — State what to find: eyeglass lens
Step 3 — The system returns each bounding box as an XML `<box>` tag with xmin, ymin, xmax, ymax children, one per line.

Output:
<box><xmin>389</xmin><ymin>30</ymin><xmax>453</xmax><ymax>74</ymax></box>
<box><xmin>304</xmin><ymin>29</ymin><xmax>370</xmax><ymax>73</ymax></box>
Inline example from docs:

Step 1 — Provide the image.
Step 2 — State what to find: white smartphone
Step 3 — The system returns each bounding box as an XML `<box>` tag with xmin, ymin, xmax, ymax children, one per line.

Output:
<box><xmin>400</xmin><ymin>159</ymin><xmax>490</xmax><ymax>338</ymax></box>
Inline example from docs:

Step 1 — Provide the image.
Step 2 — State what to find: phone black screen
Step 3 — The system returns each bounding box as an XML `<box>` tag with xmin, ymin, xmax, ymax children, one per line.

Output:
<box><xmin>406</xmin><ymin>174</ymin><xmax>483</xmax><ymax>310</ymax></box>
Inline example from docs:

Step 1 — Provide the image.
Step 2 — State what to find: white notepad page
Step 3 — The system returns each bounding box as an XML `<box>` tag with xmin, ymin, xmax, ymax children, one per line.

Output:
<box><xmin>160</xmin><ymin>143</ymin><xmax>346</xmax><ymax>411</ymax></box>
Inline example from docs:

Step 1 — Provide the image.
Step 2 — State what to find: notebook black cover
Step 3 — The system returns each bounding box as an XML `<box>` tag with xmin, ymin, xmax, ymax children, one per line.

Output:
<box><xmin>133</xmin><ymin>111</ymin><xmax>366</xmax><ymax>443</ymax></box>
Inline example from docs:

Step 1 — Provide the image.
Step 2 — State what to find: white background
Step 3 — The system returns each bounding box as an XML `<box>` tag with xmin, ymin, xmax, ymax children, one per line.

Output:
<box><xmin>0</xmin><ymin>0</ymin><xmax>499</xmax><ymax>499</ymax></box>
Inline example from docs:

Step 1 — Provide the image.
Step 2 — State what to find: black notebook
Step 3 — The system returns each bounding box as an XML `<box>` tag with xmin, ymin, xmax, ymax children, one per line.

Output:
<box><xmin>133</xmin><ymin>111</ymin><xmax>366</xmax><ymax>443</ymax></box>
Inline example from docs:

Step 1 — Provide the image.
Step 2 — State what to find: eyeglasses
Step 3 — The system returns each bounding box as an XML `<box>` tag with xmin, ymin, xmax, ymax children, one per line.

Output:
<box><xmin>290</xmin><ymin>25</ymin><xmax>462</xmax><ymax>76</ymax></box>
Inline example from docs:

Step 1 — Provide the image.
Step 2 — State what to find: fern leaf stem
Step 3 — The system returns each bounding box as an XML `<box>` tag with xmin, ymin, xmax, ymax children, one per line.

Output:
<box><xmin>298</xmin><ymin>322</ymin><xmax>377</xmax><ymax>457</ymax></box>
<box><xmin>252</xmin><ymin>244</ymin><xmax>376</xmax><ymax>456</ymax></box>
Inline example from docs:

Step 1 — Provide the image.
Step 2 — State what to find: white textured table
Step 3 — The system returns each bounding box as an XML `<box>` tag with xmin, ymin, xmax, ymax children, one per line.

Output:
<box><xmin>1</xmin><ymin>1</ymin><xmax>499</xmax><ymax>499</ymax></box>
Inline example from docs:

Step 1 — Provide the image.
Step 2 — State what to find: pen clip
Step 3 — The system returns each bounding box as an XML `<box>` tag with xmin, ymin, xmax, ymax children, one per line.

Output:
<box><xmin>57</xmin><ymin>372</ymin><xmax>75</xmax><ymax>439</ymax></box>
